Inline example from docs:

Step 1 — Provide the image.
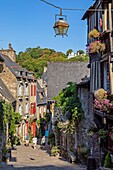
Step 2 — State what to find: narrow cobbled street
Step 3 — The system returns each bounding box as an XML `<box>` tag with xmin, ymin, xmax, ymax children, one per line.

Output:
<box><xmin>0</xmin><ymin>144</ymin><xmax>86</xmax><ymax>170</ymax></box>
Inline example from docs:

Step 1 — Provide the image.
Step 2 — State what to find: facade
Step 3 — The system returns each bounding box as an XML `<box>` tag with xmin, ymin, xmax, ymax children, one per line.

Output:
<box><xmin>82</xmin><ymin>0</ymin><xmax>113</xmax><ymax>166</ymax></box>
<box><xmin>40</xmin><ymin>62</ymin><xmax>90</xmax><ymax>161</ymax></box>
<box><xmin>0</xmin><ymin>44</ymin><xmax>37</xmax><ymax>140</ymax></box>
<box><xmin>0</xmin><ymin>78</ymin><xmax>16</xmax><ymax>162</ymax></box>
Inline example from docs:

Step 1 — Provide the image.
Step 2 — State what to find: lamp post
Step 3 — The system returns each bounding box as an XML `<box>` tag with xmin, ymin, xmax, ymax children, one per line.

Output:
<box><xmin>53</xmin><ymin>9</ymin><xmax>69</xmax><ymax>37</ymax></box>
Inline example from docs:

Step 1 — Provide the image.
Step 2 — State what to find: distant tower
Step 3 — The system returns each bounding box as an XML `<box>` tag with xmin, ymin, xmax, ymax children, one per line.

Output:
<box><xmin>0</xmin><ymin>43</ymin><xmax>16</xmax><ymax>62</ymax></box>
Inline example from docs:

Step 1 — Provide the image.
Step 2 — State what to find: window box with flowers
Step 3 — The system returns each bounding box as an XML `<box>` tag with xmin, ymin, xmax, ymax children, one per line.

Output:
<box><xmin>88</xmin><ymin>29</ymin><xmax>100</xmax><ymax>39</ymax></box>
<box><xmin>88</xmin><ymin>40</ymin><xmax>105</xmax><ymax>54</ymax></box>
<box><xmin>93</xmin><ymin>89</ymin><xmax>113</xmax><ymax>114</ymax></box>
<box><xmin>87</xmin><ymin>29</ymin><xmax>106</xmax><ymax>54</ymax></box>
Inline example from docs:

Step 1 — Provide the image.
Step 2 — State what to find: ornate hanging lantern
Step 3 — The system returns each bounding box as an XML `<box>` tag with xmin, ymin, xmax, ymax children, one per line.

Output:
<box><xmin>53</xmin><ymin>9</ymin><xmax>69</xmax><ymax>37</ymax></box>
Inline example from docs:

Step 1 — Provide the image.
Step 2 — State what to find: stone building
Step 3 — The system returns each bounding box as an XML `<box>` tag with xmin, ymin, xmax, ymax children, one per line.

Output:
<box><xmin>0</xmin><ymin>78</ymin><xmax>16</xmax><ymax>163</ymax></box>
<box><xmin>0</xmin><ymin>44</ymin><xmax>37</xmax><ymax>141</ymax></box>
<box><xmin>40</xmin><ymin>62</ymin><xmax>91</xmax><ymax>160</ymax></box>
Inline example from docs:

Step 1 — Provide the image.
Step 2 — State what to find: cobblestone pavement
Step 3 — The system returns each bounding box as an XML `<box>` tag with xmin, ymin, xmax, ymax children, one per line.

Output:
<box><xmin>0</xmin><ymin>144</ymin><xmax>87</xmax><ymax>170</ymax></box>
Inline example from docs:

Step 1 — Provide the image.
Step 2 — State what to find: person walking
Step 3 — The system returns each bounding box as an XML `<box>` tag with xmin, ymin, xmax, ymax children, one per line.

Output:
<box><xmin>41</xmin><ymin>136</ymin><xmax>46</xmax><ymax>146</ymax></box>
<box><xmin>32</xmin><ymin>137</ymin><xmax>37</xmax><ymax>150</ymax></box>
<box><xmin>45</xmin><ymin>130</ymin><xmax>49</xmax><ymax>147</ymax></box>
<box><xmin>25</xmin><ymin>134</ymin><xmax>29</xmax><ymax>146</ymax></box>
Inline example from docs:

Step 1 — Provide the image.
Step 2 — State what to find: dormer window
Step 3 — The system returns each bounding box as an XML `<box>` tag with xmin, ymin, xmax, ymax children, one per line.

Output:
<box><xmin>0</xmin><ymin>64</ymin><xmax>3</xmax><ymax>73</ymax></box>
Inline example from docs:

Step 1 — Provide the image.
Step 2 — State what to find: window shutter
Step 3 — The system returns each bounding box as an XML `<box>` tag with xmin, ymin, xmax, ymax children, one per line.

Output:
<box><xmin>30</xmin><ymin>103</ymin><xmax>33</xmax><ymax>114</ymax></box>
<box><xmin>31</xmin><ymin>85</ymin><xmax>33</xmax><ymax>96</ymax></box>
<box><xmin>34</xmin><ymin>85</ymin><xmax>36</xmax><ymax>96</ymax></box>
<box><xmin>33</xmin><ymin>103</ymin><xmax>36</xmax><ymax>114</ymax></box>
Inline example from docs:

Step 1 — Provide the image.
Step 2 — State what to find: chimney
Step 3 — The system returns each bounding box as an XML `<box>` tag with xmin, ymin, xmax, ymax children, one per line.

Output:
<box><xmin>8</xmin><ymin>43</ymin><xmax>13</xmax><ymax>50</ymax></box>
<box><xmin>0</xmin><ymin>43</ymin><xmax>16</xmax><ymax>62</ymax></box>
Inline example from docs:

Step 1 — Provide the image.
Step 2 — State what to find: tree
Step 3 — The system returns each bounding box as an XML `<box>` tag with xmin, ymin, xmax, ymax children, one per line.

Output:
<box><xmin>16</xmin><ymin>47</ymin><xmax>67</xmax><ymax>78</ymax></box>
<box><xmin>16</xmin><ymin>46</ymin><xmax>88</xmax><ymax>79</ymax></box>
<box><xmin>66</xmin><ymin>49</ymin><xmax>73</xmax><ymax>56</ymax></box>
<box><xmin>77</xmin><ymin>50</ymin><xmax>84</xmax><ymax>55</ymax></box>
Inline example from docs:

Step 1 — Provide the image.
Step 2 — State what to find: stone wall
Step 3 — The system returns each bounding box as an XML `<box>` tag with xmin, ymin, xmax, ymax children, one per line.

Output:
<box><xmin>78</xmin><ymin>85</ymin><xmax>100</xmax><ymax>164</ymax></box>
<box><xmin>0</xmin><ymin>66</ymin><xmax>17</xmax><ymax>98</ymax></box>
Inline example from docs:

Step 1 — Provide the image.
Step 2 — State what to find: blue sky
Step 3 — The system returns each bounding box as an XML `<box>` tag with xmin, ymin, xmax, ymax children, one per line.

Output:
<box><xmin>0</xmin><ymin>0</ymin><xmax>93</xmax><ymax>54</ymax></box>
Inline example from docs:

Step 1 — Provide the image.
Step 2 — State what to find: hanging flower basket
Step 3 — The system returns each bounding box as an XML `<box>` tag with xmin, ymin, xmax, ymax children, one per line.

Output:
<box><xmin>88</xmin><ymin>29</ymin><xmax>100</xmax><ymax>39</ymax></box>
<box><xmin>88</xmin><ymin>40</ymin><xmax>105</xmax><ymax>54</ymax></box>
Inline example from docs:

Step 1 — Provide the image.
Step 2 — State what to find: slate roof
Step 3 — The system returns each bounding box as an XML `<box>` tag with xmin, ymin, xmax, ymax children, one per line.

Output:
<box><xmin>0</xmin><ymin>78</ymin><xmax>15</xmax><ymax>102</ymax></box>
<box><xmin>46</xmin><ymin>62</ymin><xmax>90</xmax><ymax>100</ymax></box>
<box><xmin>0</xmin><ymin>53</ymin><xmax>25</xmax><ymax>75</ymax></box>
<box><xmin>0</xmin><ymin>54</ymin><xmax>34</xmax><ymax>79</ymax></box>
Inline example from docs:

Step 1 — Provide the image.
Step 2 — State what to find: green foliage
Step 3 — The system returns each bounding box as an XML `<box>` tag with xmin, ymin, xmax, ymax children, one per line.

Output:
<box><xmin>66</xmin><ymin>49</ymin><xmax>73</xmax><ymax>56</ymax></box>
<box><xmin>17</xmin><ymin>47</ymin><xmax>67</xmax><ymax>78</ymax></box>
<box><xmin>17</xmin><ymin>47</ymin><xmax>88</xmax><ymax>78</ymax></box>
<box><xmin>104</xmin><ymin>152</ymin><xmax>113</xmax><ymax>168</ymax></box>
<box><xmin>48</xmin><ymin>133</ymin><xmax>55</xmax><ymax>146</ymax></box>
<box><xmin>68</xmin><ymin>55</ymin><xmax>89</xmax><ymax>62</ymax></box>
<box><xmin>77</xmin><ymin>50</ymin><xmax>85</xmax><ymax>54</ymax></box>
<box><xmin>54</xmin><ymin>82</ymin><xmax>84</xmax><ymax>133</ymax></box>
<box><xmin>0</xmin><ymin>101</ymin><xmax>22</xmax><ymax>140</ymax></box>
<box><xmin>44</xmin><ymin>113</ymin><xmax>51</xmax><ymax>123</ymax></box>
<box><xmin>51</xmin><ymin>146</ymin><xmax>60</xmax><ymax>156</ymax></box>
<box><xmin>98</xmin><ymin>129</ymin><xmax>108</xmax><ymax>138</ymax></box>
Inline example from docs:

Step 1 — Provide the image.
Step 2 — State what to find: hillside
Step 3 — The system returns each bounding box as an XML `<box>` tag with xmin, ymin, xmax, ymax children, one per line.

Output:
<box><xmin>16</xmin><ymin>47</ymin><xmax>89</xmax><ymax>78</ymax></box>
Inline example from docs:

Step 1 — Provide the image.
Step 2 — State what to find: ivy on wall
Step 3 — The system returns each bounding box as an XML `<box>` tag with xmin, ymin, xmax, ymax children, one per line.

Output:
<box><xmin>54</xmin><ymin>82</ymin><xmax>84</xmax><ymax>134</ymax></box>
<box><xmin>0</xmin><ymin>101</ymin><xmax>22</xmax><ymax>144</ymax></box>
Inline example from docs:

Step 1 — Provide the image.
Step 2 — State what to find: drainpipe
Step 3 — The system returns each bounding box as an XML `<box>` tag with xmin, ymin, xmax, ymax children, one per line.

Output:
<box><xmin>108</xmin><ymin>3</ymin><xmax>113</xmax><ymax>94</ymax></box>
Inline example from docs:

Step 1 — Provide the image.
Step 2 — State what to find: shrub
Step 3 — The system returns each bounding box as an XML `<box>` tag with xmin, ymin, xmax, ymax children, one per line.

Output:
<box><xmin>51</xmin><ymin>146</ymin><xmax>60</xmax><ymax>156</ymax></box>
<box><xmin>48</xmin><ymin>133</ymin><xmax>55</xmax><ymax>146</ymax></box>
<box><xmin>104</xmin><ymin>152</ymin><xmax>113</xmax><ymax>168</ymax></box>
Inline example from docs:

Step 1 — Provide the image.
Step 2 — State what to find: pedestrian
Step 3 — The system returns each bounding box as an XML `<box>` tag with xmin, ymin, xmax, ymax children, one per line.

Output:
<box><xmin>25</xmin><ymin>134</ymin><xmax>29</xmax><ymax>146</ymax></box>
<box><xmin>32</xmin><ymin>137</ymin><xmax>37</xmax><ymax>150</ymax></box>
<box><xmin>45</xmin><ymin>130</ymin><xmax>49</xmax><ymax>147</ymax></box>
<box><xmin>41</xmin><ymin>136</ymin><xmax>46</xmax><ymax>146</ymax></box>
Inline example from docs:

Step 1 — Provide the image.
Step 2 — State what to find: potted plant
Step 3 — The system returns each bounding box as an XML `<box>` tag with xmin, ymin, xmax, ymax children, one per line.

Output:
<box><xmin>51</xmin><ymin>146</ymin><xmax>60</xmax><ymax>157</ymax></box>
<box><xmin>88</xmin><ymin>40</ymin><xmax>105</xmax><ymax>54</ymax></box>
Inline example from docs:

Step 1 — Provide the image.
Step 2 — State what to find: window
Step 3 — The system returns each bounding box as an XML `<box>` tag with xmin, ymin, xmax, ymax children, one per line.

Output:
<box><xmin>25</xmin><ymin>84</ymin><xmax>29</xmax><ymax>95</ymax></box>
<box><xmin>101</xmin><ymin>62</ymin><xmax>110</xmax><ymax>91</ymax></box>
<box><xmin>31</xmin><ymin>84</ymin><xmax>36</xmax><ymax>96</ymax></box>
<box><xmin>30</xmin><ymin>103</ymin><xmax>36</xmax><ymax>114</ymax></box>
<box><xmin>34</xmin><ymin>85</ymin><xmax>36</xmax><ymax>96</ymax></box>
<box><xmin>18</xmin><ymin>85</ymin><xmax>22</xmax><ymax>96</ymax></box>
<box><xmin>18</xmin><ymin>105</ymin><xmax>22</xmax><ymax>115</ymax></box>
<box><xmin>25</xmin><ymin>103</ymin><xmax>29</xmax><ymax>114</ymax></box>
<box><xmin>31</xmin><ymin>85</ymin><xmax>33</xmax><ymax>96</ymax></box>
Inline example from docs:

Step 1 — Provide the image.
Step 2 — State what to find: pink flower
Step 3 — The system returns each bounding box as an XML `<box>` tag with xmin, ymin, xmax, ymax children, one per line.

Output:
<box><xmin>94</xmin><ymin>99</ymin><xmax>100</xmax><ymax>104</ymax></box>
<box><xmin>109</xmin><ymin>103</ymin><xmax>113</xmax><ymax>107</ymax></box>
<box><xmin>97</xmin><ymin>104</ymin><xmax>102</xmax><ymax>108</ymax></box>
<box><xmin>103</xmin><ymin>99</ymin><xmax>110</xmax><ymax>104</ymax></box>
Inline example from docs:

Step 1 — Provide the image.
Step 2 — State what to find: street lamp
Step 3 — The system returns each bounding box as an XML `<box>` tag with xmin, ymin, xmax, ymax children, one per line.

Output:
<box><xmin>53</xmin><ymin>9</ymin><xmax>69</xmax><ymax>37</ymax></box>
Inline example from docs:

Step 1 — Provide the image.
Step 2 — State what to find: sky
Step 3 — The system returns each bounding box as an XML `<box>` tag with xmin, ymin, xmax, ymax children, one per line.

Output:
<box><xmin>0</xmin><ymin>0</ymin><xmax>94</xmax><ymax>54</ymax></box>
